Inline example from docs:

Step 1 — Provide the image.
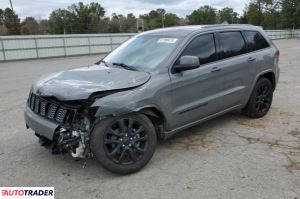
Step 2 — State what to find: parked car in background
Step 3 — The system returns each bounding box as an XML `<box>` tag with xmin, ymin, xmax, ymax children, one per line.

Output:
<box><xmin>25</xmin><ymin>25</ymin><xmax>280</xmax><ymax>174</ymax></box>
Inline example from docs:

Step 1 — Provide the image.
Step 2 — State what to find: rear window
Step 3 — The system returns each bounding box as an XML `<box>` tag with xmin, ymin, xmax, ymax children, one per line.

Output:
<box><xmin>243</xmin><ymin>31</ymin><xmax>270</xmax><ymax>52</ymax></box>
<box><xmin>219</xmin><ymin>32</ymin><xmax>247</xmax><ymax>59</ymax></box>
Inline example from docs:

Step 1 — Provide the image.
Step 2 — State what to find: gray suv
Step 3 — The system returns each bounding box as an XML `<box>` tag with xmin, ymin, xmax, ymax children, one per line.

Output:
<box><xmin>25</xmin><ymin>25</ymin><xmax>280</xmax><ymax>174</ymax></box>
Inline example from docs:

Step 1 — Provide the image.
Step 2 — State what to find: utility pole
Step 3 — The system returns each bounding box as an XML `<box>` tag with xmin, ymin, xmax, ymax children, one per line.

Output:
<box><xmin>9</xmin><ymin>0</ymin><xmax>18</xmax><ymax>35</ymax></box>
<box><xmin>292</xmin><ymin>25</ymin><xmax>295</xmax><ymax>38</ymax></box>
<box><xmin>9</xmin><ymin>0</ymin><xmax>14</xmax><ymax>12</ymax></box>
<box><xmin>257</xmin><ymin>0</ymin><xmax>262</xmax><ymax>26</ymax></box>
<box><xmin>162</xmin><ymin>12</ymin><xmax>165</xmax><ymax>28</ymax></box>
<box><xmin>136</xmin><ymin>18</ymin><xmax>144</xmax><ymax>32</ymax></box>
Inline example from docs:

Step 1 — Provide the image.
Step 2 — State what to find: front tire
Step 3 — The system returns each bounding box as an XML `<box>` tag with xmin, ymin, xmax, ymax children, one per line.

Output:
<box><xmin>91</xmin><ymin>113</ymin><xmax>157</xmax><ymax>174</ymax></box>
<box><xmin>243</xmin><ymin>78</ymin><xmax>274</xmax><ymax>118</ymax></box>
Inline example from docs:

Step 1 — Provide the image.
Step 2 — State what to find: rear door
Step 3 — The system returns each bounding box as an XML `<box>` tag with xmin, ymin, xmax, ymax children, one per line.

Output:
<box><xmin>242</xmin><ymin>30</ymin><xmax>273</xmax><ymax>94</ymax></box>
<box><xmin>216</xmin><ymin>31</ymin><xmax>253</xmax><ymax>109</ymax></box>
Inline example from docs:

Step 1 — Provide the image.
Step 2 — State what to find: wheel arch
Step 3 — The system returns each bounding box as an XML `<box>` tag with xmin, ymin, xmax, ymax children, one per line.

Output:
<box><xmin>134</xmin><ymin>106</ymin><xmax>166</xmax><ymax>138</ymax></box>
<box><xmin>251</xmin><ymin>70</ymin><xmax>276</xmax><ymax>94</ymax></box>
<box><xmin>244</xmin><ymin>70</ymin><xmax>275</xmax><ymax>108</ymax></box>
<box><xmin>258</xmin><ymin>71</ymin><xmax>276</xmax><ymax>90</ymax></box>
<box><xmin>93</xmin><ymin>104</ymin><xmax>167</xmax><ymax>139</ymax></box>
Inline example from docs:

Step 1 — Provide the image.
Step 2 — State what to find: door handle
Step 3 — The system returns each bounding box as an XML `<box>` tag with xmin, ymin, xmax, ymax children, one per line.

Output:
<box><xmin>248</xmin><ymin>57</ymin><xmax>256</xmax><ymax>62</ymax></box>
<box><xmin>211</xmin><ymin>67</ymin><xmax>222</xmax><ymax>72</ymax></box>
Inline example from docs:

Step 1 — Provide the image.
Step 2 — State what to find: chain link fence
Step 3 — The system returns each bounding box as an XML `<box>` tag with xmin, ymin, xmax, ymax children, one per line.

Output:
<box><xmin>0</xmin><ymin>30</ymin><xmax>299</xmax><ymax>62</ymax></box>
<box><xmin>265</xmin><ymin>29</ymin><xmax>300</xmax><ymax>39</ymax></box>
<box><xmin>0</xmin><ymin>33</ymin><xmax>135</xmax><ymax>61</ymax></box>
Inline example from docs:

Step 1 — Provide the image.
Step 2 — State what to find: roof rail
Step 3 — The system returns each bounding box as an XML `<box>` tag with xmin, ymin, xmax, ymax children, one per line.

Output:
<box><xmin>202</xmin><ymin>24</ymin><xmax>254</xmax><ymax>28</ymax></box>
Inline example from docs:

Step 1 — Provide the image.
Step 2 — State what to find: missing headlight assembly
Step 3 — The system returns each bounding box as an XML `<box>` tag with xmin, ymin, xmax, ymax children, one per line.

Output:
<box><xmin>26</xmin><ymin>93</ymin><xmax>96</xmax><ymax>158</ymax></box>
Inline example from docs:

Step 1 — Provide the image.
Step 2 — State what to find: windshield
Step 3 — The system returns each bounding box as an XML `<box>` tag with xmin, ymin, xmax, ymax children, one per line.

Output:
<box><xmin>103</xmin><ymin>35</ymin><xmax>180</xmax><ymax>71</ymax></box>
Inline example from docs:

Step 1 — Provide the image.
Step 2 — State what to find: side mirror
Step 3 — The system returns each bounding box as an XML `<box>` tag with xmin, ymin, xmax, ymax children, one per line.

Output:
<box><xmin>173</xmin><ymin>56</ymin><xmax>200</xmax><ymax>73</ymax></box>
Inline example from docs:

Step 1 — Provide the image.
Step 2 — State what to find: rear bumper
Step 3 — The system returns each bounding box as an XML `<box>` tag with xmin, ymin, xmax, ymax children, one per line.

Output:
<box><xmin>24</xmin><ymin>105</ymin><xmax>59</xmax><ymax>140</ymax></box>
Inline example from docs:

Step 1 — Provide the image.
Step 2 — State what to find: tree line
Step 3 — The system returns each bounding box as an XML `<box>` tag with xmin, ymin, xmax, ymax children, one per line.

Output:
<box><xmin>0</xmin><ymin>0</ymin><xmax>299</xmax><ymax>35</ymax></box>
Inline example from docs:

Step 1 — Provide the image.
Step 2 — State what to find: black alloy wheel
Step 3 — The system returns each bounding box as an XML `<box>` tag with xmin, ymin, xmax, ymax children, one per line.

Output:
<box><xmin>255</xmin><ymin>83</ymin><xmax>272</xmax><ymax>114</ymax></box>
<box><xmin>91</xmin><ymin>114</ymin><xmax>157</xmax><ymax>174</ymax></box>
<box><xmin>104</xmin><ymin>118</ymin><xmax>149</xmax><ymax>164</ymax></box>
<box><xmin>243</xmin><ymin>77</ymin><xmax>274</xmax><ymax>118</ymax></box>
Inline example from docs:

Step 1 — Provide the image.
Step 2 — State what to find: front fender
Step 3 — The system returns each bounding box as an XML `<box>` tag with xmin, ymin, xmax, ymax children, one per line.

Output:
<box><xmin>91</xmin><ymin>88</ymin><xmax>161</xmax><ymax>119</ymax></box>
<box><xmin>90</xmin><ymin>71</ymin><xmax>172</xmax><ymax>129</ymax></box>
<box><xmin>91</xmin><ymin>91</ymin><xmax>135</xmax><ymax>118</ymax></box>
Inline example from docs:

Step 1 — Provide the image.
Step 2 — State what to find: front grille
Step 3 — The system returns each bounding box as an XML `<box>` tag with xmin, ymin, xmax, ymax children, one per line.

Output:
<box><xmin>28</xmin><ymin>93</ymin><xmax>76</xmax><ymax>125</ymax></box>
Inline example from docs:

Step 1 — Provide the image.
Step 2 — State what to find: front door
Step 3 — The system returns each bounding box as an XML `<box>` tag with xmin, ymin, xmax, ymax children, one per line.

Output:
<box><xmin>169</xmin><ymin>33</ymin><xmax>224</xmax><ymax>130</ymax></box>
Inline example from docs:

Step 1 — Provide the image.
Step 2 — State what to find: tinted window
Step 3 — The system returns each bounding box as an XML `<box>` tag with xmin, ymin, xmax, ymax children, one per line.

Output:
<box><xmin>219</xmin><ymin>32</ymin><xmax>247</xmax><ymax>59</ymax></box>
<box><xmin>181</xmin><ymin>34</ymin><xmax>217</xmax><ymax>65</ymax></box>
<box><xmin>244</xmin><ymin>31</ymin><xmax>270</xmax><ymax>52</ymax></box>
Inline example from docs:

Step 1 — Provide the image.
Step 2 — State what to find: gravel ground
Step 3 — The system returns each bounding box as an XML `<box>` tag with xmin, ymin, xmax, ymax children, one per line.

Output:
<box><xmin>0</xmin><ymin>39</ymin><xmax>300</xmax><ymax>199</ymax></box>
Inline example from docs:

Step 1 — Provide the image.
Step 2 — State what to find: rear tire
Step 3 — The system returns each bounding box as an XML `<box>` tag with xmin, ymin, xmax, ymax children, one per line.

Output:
<box><xmin>91</xmin><ymin>113</ymin><xmax>157</xmax><ymax>174</ymax></box>
<box><xmin>243</xmin><ymin>78</ymin><xmax>273</xmax><ymax>118</ymax></box>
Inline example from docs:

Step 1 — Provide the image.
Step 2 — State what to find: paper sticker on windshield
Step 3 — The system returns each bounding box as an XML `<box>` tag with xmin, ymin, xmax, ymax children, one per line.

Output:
<box><xmin>157</xmin><ymin>38</ymin><xmax>178</xmax><ymax>43</ymax></box>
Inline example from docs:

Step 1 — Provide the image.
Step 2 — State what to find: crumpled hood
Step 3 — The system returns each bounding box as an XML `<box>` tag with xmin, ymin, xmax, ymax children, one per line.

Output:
<box><xmin>31</xmin><ymin>65</ymin><xmax>151</xmax><ymax>101</ymax></box>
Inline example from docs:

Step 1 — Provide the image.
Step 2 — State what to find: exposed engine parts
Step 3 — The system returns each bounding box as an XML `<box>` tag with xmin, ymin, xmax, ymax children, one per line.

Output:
<box><xmin>36</xmin><ymin>106</ymin><xmax>94</xmax><ymax>159</ymax></box>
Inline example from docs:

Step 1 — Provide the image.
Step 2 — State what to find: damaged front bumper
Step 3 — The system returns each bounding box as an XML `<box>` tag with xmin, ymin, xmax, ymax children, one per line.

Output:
<box><xmin>24</xmin><ymin>104</ymin><xmax>92</xmax><ymax>158</ymax></box>
<box><xmin>24</xmin><ymin>105</ymin><xmax>58</xmax><ymax>140</ymax></box>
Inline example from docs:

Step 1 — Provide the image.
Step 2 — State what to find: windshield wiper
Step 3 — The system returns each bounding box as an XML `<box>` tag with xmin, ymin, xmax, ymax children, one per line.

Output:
<box><xmin>112</xmin><ymin>62</ymin><xmax>137</xmax><ymax>71</ymax></box>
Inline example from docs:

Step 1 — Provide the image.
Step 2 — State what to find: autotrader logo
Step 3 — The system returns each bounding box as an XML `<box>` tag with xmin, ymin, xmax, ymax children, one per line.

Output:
<box><xmin>0</xmin><ymin>187</ymin><xmax>54</xmax><ymax>199</ymax></box>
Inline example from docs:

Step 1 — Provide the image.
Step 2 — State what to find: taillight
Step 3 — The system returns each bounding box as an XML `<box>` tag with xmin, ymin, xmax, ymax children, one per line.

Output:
<box><xmin>275</xmin><ymin>49</ymin><xmax>280</xmax><ymax>58</ymax></box>
<box><xmin>269</xmin><ymin>39</ymin><xmax>280</xmax><ymax>61</ymax></box>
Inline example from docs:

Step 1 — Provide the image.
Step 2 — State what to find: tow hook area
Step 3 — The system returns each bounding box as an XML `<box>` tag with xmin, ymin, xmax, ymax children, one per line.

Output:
<box><xmin>37</xmin><ymin>115</ymin><xmax>92</xmax><ymax>159</ymax></box>
<box><xmin>69</xmin><ymin>130</ymin><xmax>87</xmax><ymax>158</ymax></box>
<box><xmin>54</xmin><ymin>128</ymin><xmax>90</xmax><ymax>158</ymax></box>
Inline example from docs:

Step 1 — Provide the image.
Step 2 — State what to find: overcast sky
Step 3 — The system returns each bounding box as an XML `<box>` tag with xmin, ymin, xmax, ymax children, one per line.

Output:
<box><xmin>0</xmin><ymin>0</ymin><xmax>250</xmax><ymax>19</ymax></box>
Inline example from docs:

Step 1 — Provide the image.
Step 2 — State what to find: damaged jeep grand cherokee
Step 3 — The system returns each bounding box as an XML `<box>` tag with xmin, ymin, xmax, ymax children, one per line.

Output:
<box><xmin>25</xmin><ymin>25</ymin><xmax>280</xmax><ymax>174</ymax></box>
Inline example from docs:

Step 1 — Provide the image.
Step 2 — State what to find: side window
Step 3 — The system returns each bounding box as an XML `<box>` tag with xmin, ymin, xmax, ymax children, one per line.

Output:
<box><xmin>181</xmin><ymin>34</ymin><xmax>217</xmax><ymax>65</ymax></box>
<box><xmin>219</xmin><ymin>31</ymin><xmax>247</xmax><ymax>59</ymax></box>
<box><xmin>243</xmin><ymin>31</ymin><xmax>270</xmax><ymax>52</ymax></box>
